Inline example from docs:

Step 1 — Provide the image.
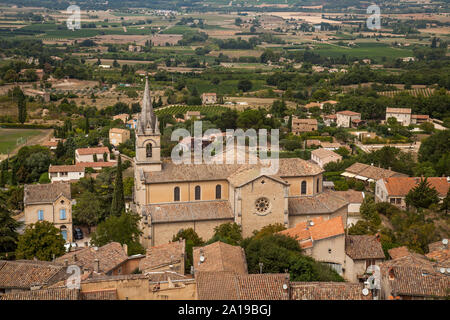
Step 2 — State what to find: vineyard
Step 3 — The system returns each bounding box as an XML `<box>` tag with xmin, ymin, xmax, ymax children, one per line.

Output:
<box><xmin>378</xmin><ymin>88</ymin><xmax>436</xmax><ymax>98</ymax></box>
<box><xmin>154</xmin><ymin>105</ymin><xmax>229</xmax><ymax>116</ymax></box>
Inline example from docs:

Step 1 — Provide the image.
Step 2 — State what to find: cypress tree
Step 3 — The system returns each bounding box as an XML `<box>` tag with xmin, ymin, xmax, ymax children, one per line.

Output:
<box><xmin>0</xmin><ymin>161</ymin><xmax>6</xmax><ymax>187</ymax></box>
<box><xmin>18</xmin><ymin>97</ymin><xmax>27</xmax><ymax>124</ymax></box>
<box><xmin>110</xmin><ymin>155</ymin><xmax>125</xmax><ymax>216</ymax></box>
<box><xmin>10</xmin><ymin>164</ymin><xmax>17</xmax><ymax>186</ymax></box>
<box><xmin>85</xmin><ymin>115</ymin><xmax>89</xmax><ymax>134</ymax></box>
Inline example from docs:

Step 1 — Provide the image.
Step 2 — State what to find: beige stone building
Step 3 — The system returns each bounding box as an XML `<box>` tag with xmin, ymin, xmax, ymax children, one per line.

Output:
<box><xmin>109</xmin><ymin>128</ymin><xmax>130</xmax><ymax>146</ymax></box>
<box><xmin>75</xmin><ymin>147</ymin><xmax>110</xmax><ymax>163</ymax></box>
<box><xmin>201</xmin><ymin>93</ymin><xmax>217</xmax><ymax>105</ymax></box>
<box><xmin>133</xmin><ymin>77</ymin><xmax>351</xmax><ymax>249</ymax></box>
<box><xmin>385</xmin><ymin>108</ymin><xmax>411</xmax><ymax>126</ymax></box>
<box><xmin>336</xmin><ymin>111</ymin><xmax>361</xmax><ymax>128</ymax></box>
<box><xmin>24</xmin><ymin>183</ymin><xmax>73</xmax><ymax>242</ymax></box>
<box><xmin>311</xmin><ymin>148</ymin><xmax>342</xmax><ymax>168</ymax></box>
<box><xmin>291</xmin><ymin>117</ymin><xmax>318</xmax><ymax>134</ymax></box>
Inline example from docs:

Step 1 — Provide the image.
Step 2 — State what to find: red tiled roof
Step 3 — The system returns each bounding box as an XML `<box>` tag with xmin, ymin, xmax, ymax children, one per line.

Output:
<box><xmin>195</xmin><ymin>271</ymin><xmax>290</xmax><ymax>300</ymax></box>
<box><xmin>386</xmin><ymin>107</ymin><xmax>411</xmax><ymax>114</ymax></box>
<box><xmin>24</xmin><ymin>182</ymin><xmax>71</xmax><ymax>204</ymax></box>
<box><xmin>280</xmin><ymin>216</ymin><xmax>345</xmax><ymax>248</ymax></box>
<box><xmin>345</xmin><ymin>235</ymin><xmax>385</xmax><ymax>260</ymax></box>
<box><xmin>337</xmin><ymin>110</ymin><xmax>360</xmax><ymax>116</ymax></box>
<box><xmin>0</xmin><ymin>288</ymin><xmax>79</xmax><ymax>300</ymax></box>
<box><xmin>345</xmin><ymin>162</ymin><xmax>407</xmax><ymax>180</ymax></box>
<box><xmin>76</xmin><ymin>147</ymin><xmax>110</xmax><ymax>155</ymax></box>
<box><xmin>412</xmin><ymin>114</ymin><xmax>429</xmax><ymax>119</ymax></box>
<box><xmin>382</xmin><ymin>177</ymin><xmax>449</xmax><ymax>197</ymax></box>
<box><xmin>49</xmin><ymin>164</ymin><xmax>84</xmax><ymax>173</ymax></box>
<box><xmin>77</xmin><ymin>162</ymin><xmax>116</xmax><ymax>168</ymax></box>
<box><xmin>388</xmin><ymin>246</ymin><xmax>411</xmax><ymax>260</ymax></box>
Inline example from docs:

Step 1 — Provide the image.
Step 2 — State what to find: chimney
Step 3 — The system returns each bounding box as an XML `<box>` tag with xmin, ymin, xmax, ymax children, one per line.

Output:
<box><xmin>122</xmin><ymin>243</ymin><xmax>128</xmax><ymax>255</ymax></box>
<box><xmin>84</xmin><ymin>241</ymin><xmax>89</xmax><ymax>247</ymax></box>
<box><xmin>64</xmin><ymin>259</ymin><xmax>68</xmax><ymax>267</ymax></box>
<box><xmin>375</xmin><ymin>233</ymin><xmax>381</xmax><ymax>242</ymax></box>
<box><xmin>74</xmin><ymin>254</ymin><xmax>78</xmax><ymax>262</ymax></box>
<box><xmin>94</xmin><ymin>259</ymin><xmax>99</xmax><ymax>273</ymax></box>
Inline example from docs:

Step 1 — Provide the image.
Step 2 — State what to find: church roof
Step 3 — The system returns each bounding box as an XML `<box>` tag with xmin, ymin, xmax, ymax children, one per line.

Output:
<box><xmin>142</xmin><ymin>200</ymin><xmax>234</xmax><ymax>223</ymax></box>
<box><xmin>137</xmin><ymin>76</ymin><xmax>159</xmax><ymax>134</ymax></box>
<box><xmin>143</xmin><ymin>158</ymin><xmax>323</xmax><ymax>184</ymax></box>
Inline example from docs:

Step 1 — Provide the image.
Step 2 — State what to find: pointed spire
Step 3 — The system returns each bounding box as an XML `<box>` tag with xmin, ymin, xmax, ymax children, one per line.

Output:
<box><xmin>139</xmin><ymin>75</ymin><xmax>158</xmax><ymax>134</ymax></box>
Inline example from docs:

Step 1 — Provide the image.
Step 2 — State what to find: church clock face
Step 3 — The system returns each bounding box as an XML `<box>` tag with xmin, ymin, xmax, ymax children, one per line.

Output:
<box><xmin>255</xmin><ymin>197</ymin><xmax>271</xmax><ymax>215</ymax></box>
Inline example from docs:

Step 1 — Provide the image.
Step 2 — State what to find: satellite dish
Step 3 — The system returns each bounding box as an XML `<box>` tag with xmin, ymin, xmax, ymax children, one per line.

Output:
<box><xmin>362</xmin><ymin>288</ymin><xmax>369</xmax><ymax>296</ymax></box>
<box><xmin>443</xmin><ymin>239</ymin><xmax>448</xmax><ymax>245</ymax></box>
<box><xmin>199</xmin><ymin>255</ymin><xmax>205</xmax><ymax>263</ymax></box>
<box><xmin>282</xmin><ymin>284</ymin><xmax>288</xmax><ymax>290</ymax></box>
<box><xmin>440</xmin><ymin>268</ymin><xmax>445</xmax><ymax>274</ymax></box>
<box><xmin>310</xmin><ymin>221</ymin><xmax>315</xmax><ymax>226</ymax></box>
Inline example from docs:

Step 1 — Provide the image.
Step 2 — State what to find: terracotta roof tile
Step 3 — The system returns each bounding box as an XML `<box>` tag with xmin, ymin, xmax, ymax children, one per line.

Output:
<box><xmin>193</xmin><ymin>242</ymin><xmax>248</xmax><ymax>274</ymax></box>
<box><xmin>333</xmin><ymin>190</ymin><xmax>365</xmax><ymax>203</ymax></box>
<box><xmin>80</xmin><ymin>289</ymin><xmax>118</xmax><ymax>300</ymax></box>
<box><xmin>386</xmin><ymin>108</ymin><xmax>411</xmax><ymax>114</ymax></box>
<box><xmin>24</xmin><ymin>182</ymin><xmax>71</xmax><ymax>204</ymax></box>
<box><xmin>195</xmin><ymin>271</ymin><xmax>290</xmax><ymax>300</ymax></box>
<box><xmin>0</xmin><ymin>260</ymin><xmax>66</xmax><ymax>289</ymax></box>
<box><xmin>388</xmin><ymin>246</ymin><xmax>411</xmax><ymax>260</ymax></box>
<box><xmin>76</xmin><ymin>147</ymin><xmax>110</xmax><ymax>155</ymax></box>
<box><xmin>49</xmin><ymin>164</ymin><xmax>84</xmax><ymax>173</ymax></box>
<box><xmin>337</xmin><ymin>110</ymin><xmax>360</xmax><ymax>116</ymax></box>
<box><xmin>288</xmin><ymin>192</ymin><xmax>348</xmax><ymax>216</ymax></box>
<box><xmin>311</xmin><ymin>148</ymin><xmax>341</xmax><ymax>159</ymax></box>
<box><xmin>139</xmin><ymin>240</ymin><xmax>185</xmax><ymax>272</ymax></box>
<box><xmin>345</xmin><ymin>235</ymin><xmax>385</xmax><ymax>260</ymax></box>
<box><xmin>382</xmin><ymin>177</ymin><xmax>449</xmax><ymax>197</ymax></box>
<box><xmin>0</xmin><ymin>288</ymin><xmax>79</xmax><ymax>300</ymax></box>
<box><xmin>290</xmin><ymin>282</ymin><xmax>372</xmax><ymax>300</ymax></box>
<box><xmin>143</xmin><ymin>200</ymin><xmax>234</xmax><ymax>223</ymax></box>
<box><xmin>55</xmin><ymin>242</ymin><xmax>128</xmax><ymax>274</ymax></box>
<box><xmin>345</xmin><ymin>162</ymin><xmax>407</xmax><ymax>180</ymax></box>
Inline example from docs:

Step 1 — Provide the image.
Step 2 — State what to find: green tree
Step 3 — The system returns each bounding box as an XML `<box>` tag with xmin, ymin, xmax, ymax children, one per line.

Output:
<box><xmin>0</xmin><ymin>161</ymin><xmax>7</xmax><ymax>187</ymax></box>
<box><xmin>405</xmin><ymin>178</ymin><xmax>440</xmax><ymax>210</ymax></box>
<box><xmin>38</xmin><ymin>172</ymin><xmax>50</xmax><ymax>184</ymax></box>
<box><xmin>419</xmin><ymin>130</ymin><xmax>450</xmax><ymax>175</ymax></box>
<box><xmin>110</xmin><ymin>155</ymin><xmax>125</xmax><ymax>216</ymax></box>
<box><xmin>237</xmin><ymin>79</ymin><xmax>253</xmax><ymax>92</ymax></box>
<box><xmin>15</xmin><ymin>221</ymin><xmax>65</xmax><ymax>261</ymax></box>
<box><xmin>73</xmin><ymin>191</ymin><xmax>101</xmax><ymax>233</ymax></box>
<box><xmin>441</xmin><ymin>188</ymin><xmax>450</xmax><ymax>215</ymax></box>
<box><xmin>207</xmin><ymin>222</ymin><xmax>243</xmax><ymax>246</ymax></box>
<box><xmin>419</xmin><ymin>122</ymin><xmax>434</xmax><ymax>134</ymax></box>
<box><xmin>172</xmin><ymin>228</ymin><xmax>204</xmax><ymax>274</ymax></box>
<box><xmin>84</xmin><ymin>115</ymin><xmax>89</xmax><ymax>134</ymax></box>
<box><xmin>18</xmin><ymin>96</ymin><xmax>27</xmax><ymax>124</ymax></box>
<box><xmin>0</xmin><ymin>192</ymin><xmax>21</xmax><ymax>259</ymax></box>
<box><xmin>91</xmin><ymin>211</ymin><xmax>144</xmax><ymax>255</ymax></box>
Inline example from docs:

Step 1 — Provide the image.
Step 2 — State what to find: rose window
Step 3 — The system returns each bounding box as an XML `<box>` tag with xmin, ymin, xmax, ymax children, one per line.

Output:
<box><xmin>255</xmin><ymin>197</ymin><xmax>270</xmax><ymax>215</ymax></box>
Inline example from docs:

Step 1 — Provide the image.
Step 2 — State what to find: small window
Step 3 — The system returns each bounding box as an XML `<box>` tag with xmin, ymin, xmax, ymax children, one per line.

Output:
<box><xmin>146</xmin><ymin>143</ymin><xmax>153</xmax><ymax>158</ymax></box>
<box><xmin>60</xmin><ymin>209</ymin><xmax>66</xmax><ymax>220</ymax></box>
<box><xmin>61</xmin><ymin>229</ymin><xmax>67</xmax><ymax>241</ymax></box>
<box><xmin>316</xmin><ymin>178</ymin><xmax>320</xmax><ymax>193</ymax></box>
<box><xmin>328</xmin><ymin>249</ymin><xmax>332</xmax><ymax>254</ymax></box>
<box><xmin>301</xmin><ymin>181</ymin><xmax>307</xmax><ymax>195</ymax></box>
<box><xmin>195</xmin><ymin>186</ymin><xmax>201</xmax><ymax>200</ymax></box>
<box><xmin>38</xmin><ymin>210</ymin><xmax>44</xmax><ymax>221</ymax></box>
<box><xmin>390</xmin><ymin>198</ymin><xmax>395</xmax><ymax>204</ymax></box>
<box><xmin>174</xmin><ymin>187</ymin><xmax>180</xmax><ymax>202</ymax></box>
<box><xmin>396</xmin><ymin>198</ymin><xmax>401</xmax><ymax>204</ymax></box>
<box><xmin>215</xmin><ymin>185</ymin><xmax>222</xmax><ymax>200</ymax></box>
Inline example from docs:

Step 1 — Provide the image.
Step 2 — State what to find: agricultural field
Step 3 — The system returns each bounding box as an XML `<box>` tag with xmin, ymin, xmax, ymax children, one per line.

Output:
<box><xmin>0</xmin><ymin>128</ymin><xmax>50</xmax><ymax>155</ymax></box>
<box><xmin>155</xmin><ymin>105</ymin><xmax>228</xmax><ymax>116</ymax></box>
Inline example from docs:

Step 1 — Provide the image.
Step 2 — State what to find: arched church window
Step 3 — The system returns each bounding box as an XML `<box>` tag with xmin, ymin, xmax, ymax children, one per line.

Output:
<box><xmin>174</xmin><ymin>187</ymin><xmax>180</xmax><ymax>202</ymax></box>
<box><xmin>215</xmin><ymin>185</ymin><xmax>222</xmax><ymax>200</ymax></box>
<box><xmin>146</xmin><ymin>143</ymin><xmax>152</xmax><ymax>158</ymax></box>
<box><xmin>301</xmin><ymin>181</ymin><xmax>307</xmax><ymax>195</ymax></box>
<box><xmin>195</xmin><ymin>186</ymin><xmax>201</xmax><ymax>200</ymax></box>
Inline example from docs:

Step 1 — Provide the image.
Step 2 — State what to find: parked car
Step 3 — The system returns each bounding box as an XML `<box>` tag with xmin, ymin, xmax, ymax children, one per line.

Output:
<box><xmin>73</xmin><ymin>227</ymin><xmax>84</xmax><ymax>240</ymax></box>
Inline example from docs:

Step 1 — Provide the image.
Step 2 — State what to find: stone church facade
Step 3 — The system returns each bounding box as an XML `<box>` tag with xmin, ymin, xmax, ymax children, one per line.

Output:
<box><xmin>134</xmin><ymin>78</ymin><xmax>350</xmax><ymax>248</ymax></box>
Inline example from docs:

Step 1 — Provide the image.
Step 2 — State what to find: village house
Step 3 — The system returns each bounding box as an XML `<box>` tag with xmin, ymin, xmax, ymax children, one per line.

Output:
<box><xmin>336</xmin><ymin>111</ymin><xmax>361</xmax><ymax>128</ymax></box>
<box><xmin>193</xmin><ymin>241</ymin><xmax>248</xmax><ymax>275</ymax></box>
<box><xmin>344</xmin><ymin>235</ymin><xmax>385</xmax><ymax>283</ymax></box>
<box><xmin>379</xmin><ymin>250</ymin><xmax>449</xmax><ymax>300</ymax></box>
<box><xmin>23</xmin><ymin>183</ymin><xmax>73</xmax><ymax>242</ymax></box>
<box><xmin>333</xmin><ymin>190</ymin><xmax>365</xmax><ymax>227</ymax></box>
<box><xmin>375</xmin><ymin>177</ymin><xmax>450</xmax><ymax>209</ymax></box>
<box><xmin>320</xmin><ymin>142</ymin><xmax>342</xmax><ymax>151</ymax></box>
<box><xmin>411</xmin><ymin>114</ymin><xmax>431</xmax><ymax>125</ymax></box>
<box><xmin>184</xmin><ymin>111</ymin><xmax>203</xmax><ymax>120</ymax></box>
<box><xmin>291</xmin><ymin>117</ymin><xmax>318</xmax><ymax>135</ymax></box>
<box><xmin>75</xmin><ymin>147</ymin><xmax>110</xmax><ymax>163</ymax></box>
<box><xmin>385</xmin><ymin>108</ymin><xmax>412</xmax><ymax>126</ymax></box>
<box><xmin>304</xmin><ymin>102</ymin><xmax>322</xmax><ymax>110</ymax></box>
<box><xmin>0</xmin><ymin>260</ymin><xmax>68</xmax><ymax>295</ymax></box>
<box><xmin>311</xmin><ymin>148</ymin><xmax>342</xmax><ymax>169</ymax></box>
<box><xmin>109</xmin><ymin>128</ymin><xmax>130</xmax><ymax>146</ymax></box>
<box><xmin>322</xmin><ymin>114</ymin><xmax>337</xmax><ymax>126</ymax></box>
<box><xmin>201</xmin><ymin>93</ymin><xmax>217</xmax><ymax>105</ymax></box>
<box><xmin>342</xmin><ymin>162</ymin><xmax>407</xmax><ymax>183</ymax></box>
<box><xmin>48</xmin><ymin>164</ymin><xmax>85</xmax><ymax>183</ymax></box>
<box><xmin>113</xmin><ymin>113</ymin><xmax>129</xmax><ymax>124</ymax></box>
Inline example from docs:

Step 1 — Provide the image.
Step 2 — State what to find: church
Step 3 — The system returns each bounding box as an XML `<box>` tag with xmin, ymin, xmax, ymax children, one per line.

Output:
<box><xmin>133</xmin><ymin>77</ymin><xmax>350</xmax><ymax>248</ymax></box>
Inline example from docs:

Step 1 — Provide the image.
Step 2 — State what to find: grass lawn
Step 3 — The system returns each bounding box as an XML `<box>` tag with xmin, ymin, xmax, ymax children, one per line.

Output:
<box><xmin>0</xmin><ymin>128</ymin><xmax>42</xmax><ymax>154</ymax></box>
